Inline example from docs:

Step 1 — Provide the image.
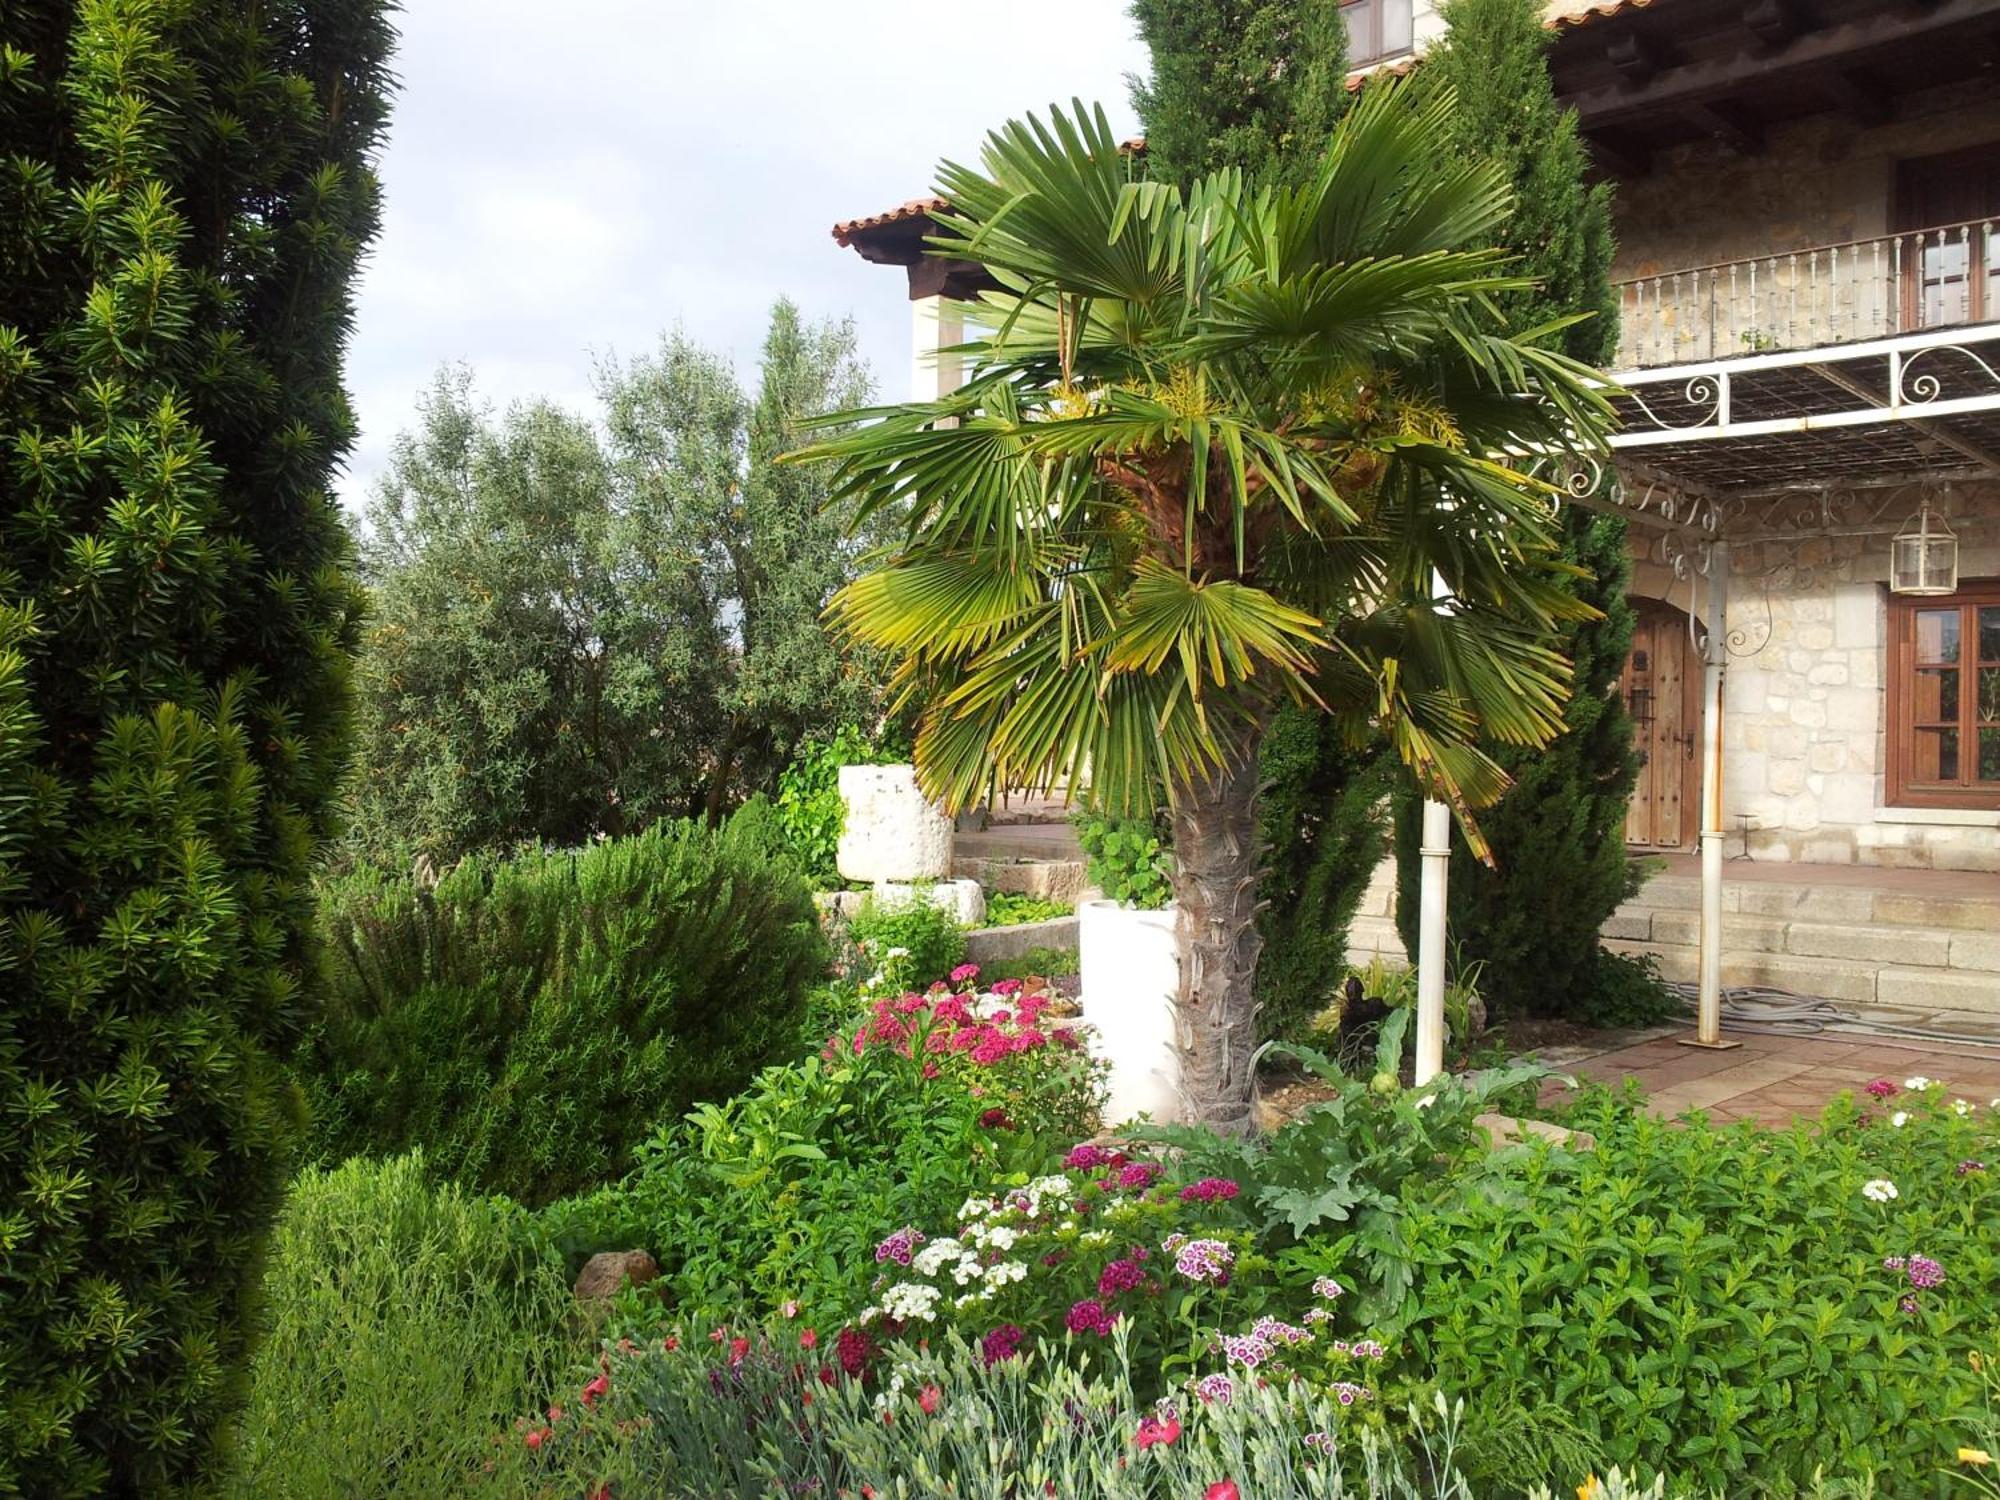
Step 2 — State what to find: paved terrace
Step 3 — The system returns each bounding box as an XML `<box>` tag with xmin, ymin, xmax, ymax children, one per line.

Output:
<box><xmin>1539</xmin><ymin>1025</ymin><xmax>2000</xmax><ymax>1126</ymax></box>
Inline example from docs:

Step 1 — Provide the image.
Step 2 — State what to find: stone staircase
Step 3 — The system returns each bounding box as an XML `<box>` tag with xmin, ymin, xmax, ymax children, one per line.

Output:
<box><xmin>1604</xmin><ymin>871</ymin><xmax>2000</xmax><ymax>1017</ymax></box>
<box><xmin>1343</xmin><ymin>856</ymin><xmax>2000</xmax><ymax>1021</ymax></box>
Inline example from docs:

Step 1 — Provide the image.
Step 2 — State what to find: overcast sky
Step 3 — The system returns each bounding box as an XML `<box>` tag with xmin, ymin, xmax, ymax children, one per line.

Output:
<box><xmin>338</xmin><ymin>0</ymin><xmax>1152</xmax><ymax>509</ymax></box>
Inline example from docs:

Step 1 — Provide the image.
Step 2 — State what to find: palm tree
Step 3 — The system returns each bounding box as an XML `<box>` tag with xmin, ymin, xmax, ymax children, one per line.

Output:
<box><xmin>795</xmin><ymin>80</ymin><xmax>1617</xmax><ymax>1132</ymax></box>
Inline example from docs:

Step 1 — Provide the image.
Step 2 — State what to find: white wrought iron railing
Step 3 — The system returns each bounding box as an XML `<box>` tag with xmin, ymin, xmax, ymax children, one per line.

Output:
<box><xmin>1614</xmin><ymin>218</ymin><xmax>1999</xmax><ymax>369</ymax></box>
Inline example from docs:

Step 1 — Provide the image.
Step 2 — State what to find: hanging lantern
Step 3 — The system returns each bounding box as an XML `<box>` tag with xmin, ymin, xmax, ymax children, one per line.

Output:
<box><xmin>1890</xmin><ymin>503</ymin><xmax>1958</xmax><ymax>596</ymax></box>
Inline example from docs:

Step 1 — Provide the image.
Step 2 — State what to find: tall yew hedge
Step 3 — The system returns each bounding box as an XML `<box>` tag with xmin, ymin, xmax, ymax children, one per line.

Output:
<box><xmin>0</xmin><ymin>1</ymin><xmax>392</xmax><ymax>1490</ymax></box>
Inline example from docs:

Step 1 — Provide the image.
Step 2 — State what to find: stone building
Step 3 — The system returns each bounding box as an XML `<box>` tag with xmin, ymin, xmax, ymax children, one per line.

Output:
<box><xmin>832</xmin><ymin>0</ymin><xmax>2000</xmax><ymax>1017</ymax></box>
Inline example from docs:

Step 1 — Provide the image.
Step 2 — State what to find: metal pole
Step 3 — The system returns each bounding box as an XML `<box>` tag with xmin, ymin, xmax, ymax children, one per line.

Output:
<box><xmin>1414</xmin><ymin>570</ymin><xmax>1451</xmax><ymax>1087</ymax></box>
<box><xmin>1684</xmin><ymin>540</ymin><xmax>1741</xmax><ymax>1051</ymax></box>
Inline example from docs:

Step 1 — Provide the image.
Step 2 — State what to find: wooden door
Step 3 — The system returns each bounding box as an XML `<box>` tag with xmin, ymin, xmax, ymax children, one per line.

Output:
<box><xmin>1896</xmin><ymin>145</ymin><xmax>2000</xmax><ymax>330</ymax></box>
<box><xmin>1621</xmin><ymin>602</ymin><xmax>1701</xmax><ymax>850</ymax></box>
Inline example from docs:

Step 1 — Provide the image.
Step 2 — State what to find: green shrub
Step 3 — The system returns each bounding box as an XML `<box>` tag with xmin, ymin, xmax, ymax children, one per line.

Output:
<box><xmin>1257</xmin><ymin>706</ymin><xmax>1393</xmax><ymax>1043</ymax></box>
<box><xmin>302</xmin><ymin>822</ymin><xmax>826</xmax><ymax>1204</ymax></box>
<box><xmin>1387</xmin><ymin>1083</ymin><xmax>2000</xmax><ymax>1495</ymax></box>
<box><xmin>0</xmin><ymin>2</ymin><xmax>391</xmax><ymax>1487</ymax></box>
<box><xmin>847</xmin><ymin>895</ymin><xmax>966</xmax><ymax>993</ymax></box>
<box><xmin>1072</xmin><ymin>809</ymin><xmax>1174</xmax><ymax>909</ymax></box>
<box><xmin>983</xmin><ymin>890</ymin><xmax>1074</xmax><ymax>927</ymax></box>
<box><xmin>226</xmin><ymin>1154</ymin><xmax>585</xmax><ymax>1498</ymax></box>
<box><xmin>978</xmin><ymin>946</ymin><xmax>1081</xmax><ymax>983</ymax></box>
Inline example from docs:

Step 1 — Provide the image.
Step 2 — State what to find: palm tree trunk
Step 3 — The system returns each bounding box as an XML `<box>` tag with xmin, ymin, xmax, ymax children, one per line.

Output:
<box><xmin>1169</xmin><ymin>745</ymin><xmax>1266</xmax><ymax>1135</ymax></box>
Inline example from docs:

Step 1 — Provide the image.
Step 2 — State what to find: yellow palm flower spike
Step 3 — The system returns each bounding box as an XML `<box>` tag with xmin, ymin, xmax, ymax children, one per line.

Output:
<box><xmin>1960</xmin><ymin>1448</ymin><xmax>1995</xmax><ymax>1466</ymax></box>
<box><xmin>1577</xmin><ymin>1478</ymin><xmax>1604</xmax><ymax>1500</ymax></box>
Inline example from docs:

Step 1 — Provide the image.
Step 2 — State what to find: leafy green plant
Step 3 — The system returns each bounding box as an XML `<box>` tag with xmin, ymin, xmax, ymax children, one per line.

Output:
<box><xmin>983</xmin><ymin>891</ymin><xmax>1075</xmax><ymax>927</ymax></box>
<box><xmin>1073</xmin><ymin>810</ymin><xmax>1175</xmax><ymax>910</ymax></box>
<box><xmin>775</xmin><ymin>723</ymin><xmax>908</xmax><ymax>884</ymax></box>
<box><xmin>1336</xmin><ymin>957</ymin><xmax>1485</xmax><ymax>1052</ymax></box>
<box><xmin>1143</xmin><ymin>1016</ymin><xmax>1552</xmax><ymax>1324</ymax></box>
<box><xmin>1389</xmin><ymin>1082</ymin><xmax>2000</xmax><ymax>1494</ymax></box>
<box><xmin>0</xmin><ymin>2</ymin><xmax>391</xmax><ymax>1487</ymax></box>
<box><xmin>542</xmin><ymin>985</ymin><xmax>1101</xmax><ymax>1323</ymax></box>
<box><xmin>848</xmin><ymin>895</ymin><xmax>967</xmax><ymax>993</ymax></box>
<box><xmin>302</xmin><ymin>821</ymin><xmax>826</xmax><ymax>1204</ymax></box>
<box><xmin>226</xmin><ymin>1154</ymin><xmax>585</xmax><ymax>1499</ymax></box>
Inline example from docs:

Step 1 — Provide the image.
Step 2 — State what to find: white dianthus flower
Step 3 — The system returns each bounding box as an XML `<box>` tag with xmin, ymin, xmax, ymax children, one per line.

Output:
<box><xmin>914</xmin><ymin>1239</ymin><xmax>967</xmax><ymax>1276</ymax></box>
<box><xmin>1904</xmin><ymin>1075</ymin><xmax>1935</xmax><ymax>1091</ymax></box>
<box><xmin>1862</xmin><ymin>1178</ymin><xmax>1899</xmax><ymax>1203</ymax></box>
<box><xmin>984</xmin><ymin>1225</ymin><xmax>1018</xmax><ymax>1252</ymax></box>
<box><xmin>880</xmin><ymin>1282</ymin><xmax>943</xmax><ymax>1322</ymax></box>
<box><xmin>959</xmin><ymin>1196</ymin><xmax>995</xmax><ymax>1222</ymax></box>
<box><xmin>983</xmin><ymin>1260</ymin><xmax>1026</xmax><ymax>1288</ymax></box>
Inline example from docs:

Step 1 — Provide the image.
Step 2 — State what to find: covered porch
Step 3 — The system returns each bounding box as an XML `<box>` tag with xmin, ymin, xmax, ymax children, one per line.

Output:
<box><xmin>1573</xmin><ymin>303</ymin><xmax>2000</xmax><ymax>1050</ymax></box>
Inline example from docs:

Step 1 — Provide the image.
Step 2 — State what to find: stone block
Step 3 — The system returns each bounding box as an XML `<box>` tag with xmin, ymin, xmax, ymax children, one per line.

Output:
<box><xmin>874</xmin><ymin>877</ymin><xmax>986</xmax><ymax>927</ymax></box>
<box><xmin>1806</xmin><ymin>661</ymin><xmax>1850</xmax><ymax>687</ymax></box>
<box><xmin>1948</xmin><ymin>933</ymin><xmax>2000</xmax><ymax>974</ymax></box>
<box><xmin>1833</xmin><ymin>586</ymin><xmax>1879</xmax><ymax>650</ymax></box>
<box><xmin>964</xmin><ymin>916</ymin><xmax>1079</xmax><ymax>966</ymax></box>
<box><xmin>1789</xmin><ymin>700</ymin><xmax>1828</xmax><ymax>729</ymax></box>
<box><xmin>1786</xmin><ymin>922</ymin><xmax>1951</xmax><ymax>966</ymax></box>
<box><xmin>837</xmin><ymin>765</ymin><xmax>954</xmax><ymax>882</ymax></box>
<box><xmin>1723</xmin><ymin>952</ymin><xmax>1877</xmax><ymax>1003</ymax></box>
<box><xmin>1824</xmin><ymin>687</ymin><xmax>1879</xmax><ymax>735</ymax></box>
<box><xmin>1601</xmin><ymin>910</ymin><xmax>1653</xmax><ymax>941</ymax></box>
<box><xmin>1873</xmin><ymin>894</ymin><xmax>1995</xmax><ymax>931</ymax></box>
<box><xmin>1877</xmin><ymin>967</ymin><xmax>2000</xmax><ymax>1014</ymax></box>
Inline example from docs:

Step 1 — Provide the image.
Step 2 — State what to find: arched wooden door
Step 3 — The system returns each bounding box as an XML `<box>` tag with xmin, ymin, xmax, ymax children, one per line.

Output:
<box><xmin>1621</xmin><ymin>600</ymin><xmax>1702</xmax><ymax>850</ymax></box>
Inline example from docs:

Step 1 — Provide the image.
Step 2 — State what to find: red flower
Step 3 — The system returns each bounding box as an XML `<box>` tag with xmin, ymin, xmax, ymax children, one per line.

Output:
<box><xmin>1134</xmin><ymin>1414</ymin><xmax>1182</xmax><ymax>1449</ymax></box>
<box><xmin>1205</xmin><ymin>1483</ymin><xmax>1241</xmax><ymax>1500</ymax></box>
<box><xmin>580</xmin><ymin>1374</ymin><xmax>610</xmax><ymax>1409</ymax></box>
<box><xmin>918</xmin><ymin>1384</ymin><xmax>943</xmax><ymax>1415</ymax></box>
<box><xmin>800</xmin><ymin>1328</ymin><xmax>818</xmax><ymax>1350</ymax></box>
<box><xmin>662</xmin><ymin>1334</ymin><xmax>679</xmax><ymax>1352</ymax></box>
<box><xmin>836</xmin><ymin>1326</ymin><xmax>874</xmax><ymax>1377</ymax></box>
<box><xmin>547</xmin><ymin>1403</ymin><xmax>564</xmax><ymax>1424</ymax></box>
<box><xmin>524</xmin><ymin>1427</ymin><xmax>549</xmax><ymax>1451</ymax></box>
<box><xmin>728</xmin><ymin>1337</ymin><xmax>750</xmax><ymax>1366</ymax></box>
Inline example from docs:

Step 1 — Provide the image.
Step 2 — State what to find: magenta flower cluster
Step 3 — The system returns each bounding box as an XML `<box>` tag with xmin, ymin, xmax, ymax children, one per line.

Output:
<box><xmin>1064</xmin><ymin>1143</ymin><xmax>1126</xmax><ymax>1171</ymax></box>
<box><xmin>1170</xmin><ymin>1237</ymin><xmax>1236</xmax><ymax>1285</ymax></box>
<box><xmin>1096</xmin><ymin>1254</ymin><xmax>1150</xmax><ymax>1298</ymax></box>
<box><xmin>980</xmin><ymin>1324</ymin><xmax>1025</xmax><ymax>1366</ymax></box>
<box><xmin>1066</xmin><ymin>1298</ymin><xmax>1119</xmax><ymax>1337</ymax></box>
<box><xmin>1179</xmin><ymin>1177</ymin><xmax>1241</xmax><ymax>1203</ymax></box>
<box><xmin>1885</xmin><ymin>1253</ymin><xmax>1945</xmax><ymax>1290</ymax></box>
<box><xmin>875</xmin><ymin>1226</ymin><xmax>925</xmax><ymax>1266</ymax></box>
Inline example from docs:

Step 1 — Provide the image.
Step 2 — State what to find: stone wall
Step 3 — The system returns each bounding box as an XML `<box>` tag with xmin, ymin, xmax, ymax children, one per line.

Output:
<box><xmin>1627</xmin><ymin>485</ymin><xmax>2000</xmax><ymax>874</ymax></box>
<box><xmin>1610</xmin><ymin>79</ymin><xmax>2000</xmax><ymax>283</ymax></box>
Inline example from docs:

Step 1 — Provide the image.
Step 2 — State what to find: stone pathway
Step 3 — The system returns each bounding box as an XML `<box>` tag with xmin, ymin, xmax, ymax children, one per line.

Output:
<box><xmin>1538</xmin><ymin>1024</ymin><xmax>2000</xmax><ymax>1126</ymax></box>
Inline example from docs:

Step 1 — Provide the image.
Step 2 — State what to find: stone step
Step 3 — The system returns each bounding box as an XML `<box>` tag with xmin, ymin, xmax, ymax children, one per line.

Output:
<box><xmin>951</xmin><ymin>854</ymin><xmax>1089</xmax><ymax>904</ymax></box>
<box><xmin>1623</xmin><ymin>874</ymin><xmax>1997</xmax><ymax>930</ymax></box>
<box><xmin>1602</xmin><ymin>938</ymin><xmax>2000</xmax><ymax>1014</ymax></box>
<box><xmin>1607</xmin><ymin>908</ymin><xmax>1998</xmax><ymax>973</ymax></box>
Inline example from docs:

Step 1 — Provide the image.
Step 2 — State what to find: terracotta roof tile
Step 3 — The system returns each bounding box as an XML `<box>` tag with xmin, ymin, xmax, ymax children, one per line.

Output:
<box><xmin>831</xmin><ymin>196</ymin><xmax>950</xmax><ymax>248</ymax></box>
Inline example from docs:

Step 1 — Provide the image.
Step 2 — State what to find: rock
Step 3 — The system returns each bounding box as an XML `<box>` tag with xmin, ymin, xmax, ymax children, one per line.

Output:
<box><xmin>1473</xmin><ymin>1112</ymin><xmax>1596</xmax><ymax>1152</ymax></box>
<box><xmin>573</xmin><ymin>1249</ymin><xmax>659</xmax><ymax>1302</ymax></box>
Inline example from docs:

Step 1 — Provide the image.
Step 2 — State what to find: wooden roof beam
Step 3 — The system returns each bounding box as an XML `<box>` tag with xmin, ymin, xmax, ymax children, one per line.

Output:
<box><xmin>1821</xmin><ymin>67</ymin><xmax>1894</xmax><ymax>125</ymax></box>
<box><xmin>1684</xmin><ymin>99</ymin><xmax>1766</xmax><ymax>153</ymax></box>
<box><xmin>1571</xmin><ymin>0</ymin><xmax>2000</xmax><ymax>127</ymax></box>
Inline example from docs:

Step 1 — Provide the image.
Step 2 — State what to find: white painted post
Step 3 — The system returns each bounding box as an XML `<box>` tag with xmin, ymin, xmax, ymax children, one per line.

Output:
<box><xmin>1414</xmin><ymin>797</ymin><xmax>1451</xmax><ymax>1086</ymax></box>
<box><xmin>911</xmin><ymin>293</ymin><xmax>965</xmax><ymax>404</ymax></box>
<box><xmin>1689</xmin><ymin>541</ymin><xmax>1739</xmax><ymax>1051</ymax></box>
<box><xmin>1413</xmin><ymin>569</ymin><xmax>1451</xmax><ymax>1087</ymax></box>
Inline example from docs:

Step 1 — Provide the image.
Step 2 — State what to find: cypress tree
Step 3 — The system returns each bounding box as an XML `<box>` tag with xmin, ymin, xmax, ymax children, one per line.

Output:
<box><xmin>1130</xmin><ymin>2</ymin><xmax>1383</xmax><ymax>1041</ymax></box>
<box><xmin>1128</xmin><ymin>0</ymin><xmax>1351</xmax><ymax>188</ymax></box>
<box><xmin>1390</xmin><ymin>0</ymin><xmax>1659</xmax><ymax>1022</ymax></box>
<box><xmin>0</xmin><ymin>1</ymin><xmax>392</xmax><ymax>1488</ymax></box>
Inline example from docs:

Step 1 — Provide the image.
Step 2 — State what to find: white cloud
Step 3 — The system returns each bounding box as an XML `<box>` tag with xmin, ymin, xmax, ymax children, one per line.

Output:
<box><xmin>338</xmin><ymin>0</ymin><xmax>1151</xmax><ymax>507</ymax></box>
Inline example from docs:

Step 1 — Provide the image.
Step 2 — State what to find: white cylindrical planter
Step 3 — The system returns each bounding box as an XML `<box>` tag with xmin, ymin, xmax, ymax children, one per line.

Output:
<box><xmin>835</xmin><ymin>764</ymin><xmax>954</xmax><ymax>883</ymax></box>
<box><xmin>1078</xmin><ymin>899</ymin><xmax>1181</xmax><ymax>1126</ymax></box>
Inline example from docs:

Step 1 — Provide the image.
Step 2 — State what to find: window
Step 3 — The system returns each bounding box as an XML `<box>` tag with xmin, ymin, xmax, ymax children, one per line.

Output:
<box><xmin>1342</xmin><ymin>0</ymin><xmax>1414</xmax><ymax>68</ymax></box>
<box><xmin>1888</xmin><ymin>582</ymin><xmax>2000</xmax><ymax>809</ymax></box>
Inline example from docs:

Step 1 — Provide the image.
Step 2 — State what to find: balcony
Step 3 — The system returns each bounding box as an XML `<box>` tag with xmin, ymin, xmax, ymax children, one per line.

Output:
<box><xmin>1614</xmin><ymin>218</ymin><xmax>1999</xmax><ymax>371</ymax></box>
